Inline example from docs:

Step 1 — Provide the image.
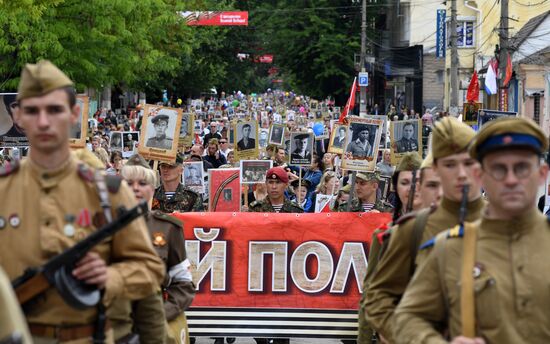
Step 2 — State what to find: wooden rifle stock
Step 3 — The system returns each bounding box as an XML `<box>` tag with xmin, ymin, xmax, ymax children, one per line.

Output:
<box><xmin>12</xmin><ymin>201</ymin><xmax>148</xmax><ymax>308</ymax></box>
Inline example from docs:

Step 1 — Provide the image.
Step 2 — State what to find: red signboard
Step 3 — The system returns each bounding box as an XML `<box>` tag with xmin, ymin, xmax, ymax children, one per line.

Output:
<box><xmin>180</xmin><ymin>11</ymin><xmax>249</xmax><ymax>26</ymax></box>
<box><xmin>255</xmin><ymin>54</ymin><xmax>274</xmax><ymax>64</ymax></box>
<box><xmin>173</xmin><ymin>212</ymin><xmax>391</xmax><ymax>339</ymax></box>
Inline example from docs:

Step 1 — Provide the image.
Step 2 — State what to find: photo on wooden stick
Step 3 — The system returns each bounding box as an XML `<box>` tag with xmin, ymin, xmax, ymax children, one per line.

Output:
<box><xmin>289</xmin><ymin>132</ymin><xmax>314</xmax><ymax>166</ymax></box>
<box><xmin>240</xmin><ymin>160</ymin><xmax>273</xmax><ymax>184</ymax></box>
<box><xmin>182</xmin><ymin>161</ymin><xmax>205</xmax><ymax>194</ymax></box>
<box><xmin>121</xmin><ymin>131</ymin><xmax>139</xmax><ymax>158</ymax></box>
<box><xmin>234</xmin><ymin>120</ymin><xmax>259</xmax><ymax>161</ymax></box>
<box><xmin>328</xmin><ymin>124</ymin><xmax>348</xmax><ymax>155</ymax></box>
<box><xmin>69</xmin><ymin>95</ymin><xmax>89</xmax><ymax>148</ymax></box>
<box><xmin>462</xmin><ymin>102</ymin><xmax>481</xmax><ymax>126</ymax></box>
<box><xmin>138</xmin><ymin>105</ymin><xmax>182</xmax><ymax>163</ymax></box>
<box><xmin>268</xmin><ymin>123</ymin><xmax>285</xmax><ymax>146</ymax></box>
<box><xmin>341</xmin><ymin>116</ymin><xmax>384</xmax><ymax>172</ymax></box>
<box><xmin>390</xmin><ymin>119</ymin><xmax>422</xmax><ymax>165</ymax></box>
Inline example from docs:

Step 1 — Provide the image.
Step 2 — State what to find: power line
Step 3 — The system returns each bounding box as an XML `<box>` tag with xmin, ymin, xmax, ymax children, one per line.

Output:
<box><xmin>512</xmin><ymin>0</ymin><xmax>548</xmax><ymax>6</ymax></box>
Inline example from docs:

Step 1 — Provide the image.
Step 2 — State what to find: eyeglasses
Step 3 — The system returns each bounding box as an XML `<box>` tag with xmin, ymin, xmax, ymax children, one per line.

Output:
<box><xmin>484</xmin><ymin>162</ymin><xmax>535</xmax><ymax>181</ymax></box>
<box><xmin>220</xmin><ymin>141</ymin><xmax>227</xmax><ymax>144</ymax></box>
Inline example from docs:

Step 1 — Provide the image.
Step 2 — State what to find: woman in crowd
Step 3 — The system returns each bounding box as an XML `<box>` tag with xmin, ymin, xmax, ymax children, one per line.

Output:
<box><xmin>106</xmin><ymin>150</ymin><xmax>124</xmax><ymax>175</ymax></box>
<box><xmin>310</xmin><ymin>170</ymin><xmax>340</xmax><ymax>213</ymax></box>
<box><xmin>389</xmin><ymin>152</ymin><xmax>423</xmax><ymax>222</ymax></box>
<box><xmin>119</xmin><ymin>154</ymin><xmax>196</xmax><ymax>343</ymax></box>
<box><xmin>321</xmin><ymin>152</ymin><xmax>336</xmax><ymax>172</ymax></box>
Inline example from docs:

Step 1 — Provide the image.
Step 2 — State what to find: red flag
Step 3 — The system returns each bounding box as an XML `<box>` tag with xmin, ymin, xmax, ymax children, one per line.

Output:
<box><xmin>466</xmin><ymin>70</ymin><xmax>479</xmax><ymax>103</ymax></box>
<box><xmin>339</xmin><ymin>77</ymin><xmax>357</xmax><ymax>124</ymax></box>
<box><xmin>503</xmin><ymin>53</ymin><xmax>513</xmax><ymax>87</ymax></box>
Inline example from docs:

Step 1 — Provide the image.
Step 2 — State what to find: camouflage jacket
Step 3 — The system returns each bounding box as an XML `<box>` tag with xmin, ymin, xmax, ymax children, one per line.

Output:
<box><xmin>152</xmin><ymin>183</ymin><xmax>204</xmax><ymax>213</ymax></box>
<box><xmin>249</xmin><ymin>197</ymin><xmax>304</xmax><ymax>213</ymax></box>
<box><xmin>337</xmin><ymin>198</ymin><xmax>393</xmax><ymax>213</ymax></box>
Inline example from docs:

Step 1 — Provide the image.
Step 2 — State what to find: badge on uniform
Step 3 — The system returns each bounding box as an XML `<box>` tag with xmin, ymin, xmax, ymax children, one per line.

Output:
<box><xmin>64</xmin><ymin>214</ymin><xmax>76</xmax><ymax>237</ymax></box>
<box><xmin>9</xmin><ymin>214</ymin><xmax>20</xmax><ymax>228</ymax></box>
<box><xmin>153</xmin><ymin>232</ymin><xmax>167</xmax><ymax>247</ymax></box>
<box><xmin>473</xmin><ymin>263</ymin><xmax>484</xmax><ymax>279</ymax></box>
<box><xmin>0</xmin><ymin>216</ymin><xmax>5</xmax><ymax>229</ymax></box>
<box><xmin>77</xmin><ymin>208</ymin><xmax>91</xmax><ymax>228</ymax></box>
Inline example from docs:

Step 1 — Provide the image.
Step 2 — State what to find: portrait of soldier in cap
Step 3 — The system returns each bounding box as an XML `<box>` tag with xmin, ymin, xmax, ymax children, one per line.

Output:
<box><xmin>290</xmin><ymin>132</ymin><xmax>313</xmax><ymax>166</ymax></box>
<box><xmin>183</xmin><ymin>162</ymin><xmax>203</xmax><ymax>187</ymax></box>
<box><xmin>346</xmin><ymin>124</ymin><xmax>376</xmax><ymax>158</ymax></box>
<box><xmin>146</xmin><ymin>112</ymin><xmax>173</xmax><ymax>150</ymax></box>
<box><xmin>179</xmin><ymin>113</ymin><xmax>190</xmax><ymax>138</ymax></box>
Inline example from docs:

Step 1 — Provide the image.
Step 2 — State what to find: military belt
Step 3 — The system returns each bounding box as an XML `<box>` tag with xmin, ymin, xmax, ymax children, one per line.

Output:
<box><xmin>29</xmin><ymin>321</ymin><xmax>111</xmax><ymax>341</ymax></box>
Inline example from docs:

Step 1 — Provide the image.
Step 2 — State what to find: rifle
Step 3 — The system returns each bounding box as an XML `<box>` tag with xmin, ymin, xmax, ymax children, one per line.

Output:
<box><xmin>405</xmin><ymin>169</ymin><xmax>418</xmax><ymax>213</ymax></box>
<box><xmin>459</xmin><ymin>185</ymin><xmax>470</xmax><ymax>225</ymax></box>
<box><xmin>12</xmin><ymin>201</ymin><xmax>148</xmax><ymax>310</ymax></box>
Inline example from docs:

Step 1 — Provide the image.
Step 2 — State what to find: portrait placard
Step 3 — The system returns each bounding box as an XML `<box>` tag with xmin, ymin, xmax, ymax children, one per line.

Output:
<box><xmin>233</xmin><ymin>120</ymin><xmax>259</xmax><ymax>161</ymax></box>
<box><xmin>182</xmin><ymin>161</ymin><xmax>205</xmax><ymax>193</ymax></box>
<box><xmin>289</xmin><ymin>132</ymin><xmax>314</xmax><ymax>166</ymax></box>
<box><xmin>121</xmin><ymin>131</ymin><xmax>139</xmax><ymax>158</ymax></box>
<box><xmin>138</xmin><ymin>105</ymin><xmax>182</xmax><ymax>163</ymax></box>
<box><xmin>342</xmin><ymin>116</ymin><xmax>384</xmax><ymax>172</ymax></box>
<box><xmin>69</xmin><ymin>95</ymin><xmax>89</xmax><ymax>148</ymax></box>
<box><xmin>390</xmin><ymin>119</ymin><xmax>422</xmax><ymax>165</ymax></box>
<box><xmin>462</xmin><ymin>102</ymin><xmax>482</xmax><ymax>126</ymax></box>
<box><xmin>179</xmin><ymin>113</ymin><xmax>194</xmax><ymax>147</ymax></box>
<box><xmin>477</xmin><ymin>109</ymin><xmax>517</xmax><ymax>128</ymax></box>
<box><xmin>258</xmin><ymin>128</ymin><xmax>269</xmax><ymax>148</ymax></box>
<box><xmin>377</xmin><ymin>176</ymin><xmax>392</xmax><ymax>202</ymax></box>
<box><xmin>208</xmin><ymin>168</ymin><xmax>241</xmax><ymax>212</ymax></box>
<box><xmin>240</xmin><ymin>160</ymin><xmax>273</xmax><ymax>184</ymax></box>
<box><xmin>109</xmin><ymin>131</ymin><xmax>123</xmax><ymax>152</ymax></box>
<box><xmin>0</xmin><ymin>93</ymin><xmax>27</xmax><ymax>148</ymax></box>
<box><xmin>268</xmin><ymin>124</ymin><xmax>285</xmax><ymax>146</ymax></box>
<box><xmin>366</xmin><ymin>115</ymin><xmax>388</xmax><ymax>148</ymax></box>
<box><xmin>328</xmin><ymin>124</ymin><xmax>348</xmax><ymax>155</ymax></box>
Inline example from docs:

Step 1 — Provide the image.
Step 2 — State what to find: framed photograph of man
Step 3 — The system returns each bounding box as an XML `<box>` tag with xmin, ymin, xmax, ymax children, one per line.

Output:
<box><xmin>258</xmin><ymin>128</ymin><xmax>269</xmax><ymax>148</ymax></box>
<box><xmin>463</xmin><ymin>102</ymin><xmax>481</xmax><ymax>126</ymax></box>
<box><xmin>268</xmin><ymin>124</ymin><xmax>285</xmax><ymax>146</ymax></box>
<box><xmin>342</xmin><ymin>116</ymin><xmax>384</xmax><ymax>172</ymax></box>
<box><xmin>289</xmin><ymin>132</ymin><xmax>314</xmax><ymax>166</ymax></box>
<box><xmin>0</xmin><ymin>93</ymin><xmax>28</xmax><ymax>148</ymax></box>
<box><xmin>366</xmin><ymin>115</ymin><xmax>388</xmax><ymax>148</ymax></box>
<box><xmin>477</xmin><ymin>109</ymin><xmax>517</xmax><ymax>128</ymax></box>
<box><xmin>179</xmin><ymin>113</ymin><xmax>193</xmax><ymax>147</ymax></box>
<box><xmin>69</xmin><ymin>95</ymin><xmax>89</xmax><ymax>148</ymax></box>
<box><xmin>240</xmin><ymin>160</ymin><xmax>273</xmax><ymax>184</ymax></box>
<box><xmin>390</xmin><ymin>119</ymin><xmax>422</xmax><ymax>165</ymax></box>
<box><xmin>110</xmin><ymin>131</ymin><xmax>123</xmax><ymax>152</ymax></box>
<box><xmin>309</xmin><ymin>100</ymin><xmax>319</xmax><ymax>111</ymax></box>
<box><xmin>208</xmin><ymin>168</ymin><xmax>241</xmax><ymax>212</ymax></box>
<box><xmin>328</xmin><ymin>124</ymin><xmax>348</xmax><ymax>154</ymax></box>
<box><xmin>121</xmin><ymin>131</ymin><xmax>139</xmax><ymax>158</ymax></box>
<box><xmin>234</xmin><ymin>120</ymin><xmax>259</xmax><ymax>161</ymax></box>
<box><xmin>182</xmin><ymin>161</ymin><xmax>205</xmax><ymax>193</ymax></box>
<box><xmin>138</xmin><ymin>105</ymin><xmax>182</xmax><ymax>163</ymax></box>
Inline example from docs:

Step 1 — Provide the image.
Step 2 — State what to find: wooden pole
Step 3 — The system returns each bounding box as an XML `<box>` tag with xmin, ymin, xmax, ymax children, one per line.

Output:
<box><xmin>346</xmin><ymin>171</ymin><xmax>357</xmax><ymax>212</ymax></box>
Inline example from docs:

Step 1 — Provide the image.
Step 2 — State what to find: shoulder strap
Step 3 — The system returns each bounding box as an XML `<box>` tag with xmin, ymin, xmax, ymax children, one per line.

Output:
<box><xmin>409</xmin><ymin>207</ymin><xmax>431</xmax><ymax>275</ymax></box>
<box><xmin>94</xmin><ymin>170</ymin><xmax>112</xmax><ymax>223</ymax></box>
<box><xmin>460</xmin><ymin>222</ymin><xmax>477</xmax><ymax>338</ymax></box>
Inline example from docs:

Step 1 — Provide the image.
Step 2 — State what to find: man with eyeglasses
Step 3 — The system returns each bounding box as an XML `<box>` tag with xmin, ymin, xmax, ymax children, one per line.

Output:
<box><xmin>218</xmin><ymin>138</ymin><xmax>231</xmax><ymax>159</ymax></box>
<box><xmin>394</xmin><ymin>117</ymin><xmax>550</xmax><ymax>344</ymax></box>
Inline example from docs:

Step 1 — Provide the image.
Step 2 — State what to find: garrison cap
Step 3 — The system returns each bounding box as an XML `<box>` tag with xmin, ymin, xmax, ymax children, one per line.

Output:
<box><xmin>396</xmin><ymin>152</ymin><xmax>422</xmax><ymax>171</ymax></box>
<box><xmin>17</xmin><ymin>60</ymin><xmax>74</xmax><ymax>101</ymax></box>
<box><xmin>151</xmin><ymin>114</ymin><xmax>170</xmax><ymax>125</ymax></box>
<box><xmin>125</xmin><ymin>154</ymin><xmax>150</xmax><ymax>170</ymax></box>
<box><xmin>469</xmin><ymin>116</ymin><xmax>548</xmax><ymax>161</ymax></box>
<box><xmin>420</xmin><ymin>152</ymin><xmax>434</xmax><ymax>170</ymax></box>
<box><xmin>266</xmin><ymin>166</ymin><xmax>289</xmax><ymax>183</ymax></box>
<box><xmin>432</xmin><ymin>117</ymin><xmax>475</xmax><ymax>159</ymax></box>
<box><xmin>290</xmin><ymin>178</ymin><xmax>312</xmax><ymax>189</ymax></box>
<box><xmin>356</xmin><ymin>171</ymin><xmax>380</xmax><ymax>182</ymax></box>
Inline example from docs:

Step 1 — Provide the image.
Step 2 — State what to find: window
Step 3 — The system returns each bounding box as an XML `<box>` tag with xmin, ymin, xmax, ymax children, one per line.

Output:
<box><xmin>448</xmin><ymin>21</ymin><xmax>475</xmax><ymax>48</ymax></box>
<box><xmin>534</xmin><ymin>94</ymin><xmax>541</xmax><ymax>124</ymax></box>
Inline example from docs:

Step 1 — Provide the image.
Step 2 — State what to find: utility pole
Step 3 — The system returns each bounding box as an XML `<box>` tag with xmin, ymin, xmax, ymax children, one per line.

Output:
<box><xmin>359</xmin><ymin>0</ymin><xmax>367</xmax><ymax>116</ymax></box>
<box><xmin>450</xmin><ymin>0</ymin><xmax>459</xmax><ymax>109</ymax></box>
<box><xmin>499</xmin><ymin>0</ymin><xmax>509</xmax><ymax>110</ymax></box>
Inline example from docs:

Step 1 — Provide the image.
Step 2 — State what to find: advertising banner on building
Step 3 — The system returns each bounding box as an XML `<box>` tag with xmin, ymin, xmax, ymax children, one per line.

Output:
<box><xmin>173</xmin><ymin>212</ymin><xmax>391</xmax><ymax>339</ymax></box>
<box><xmin>180</xmin><ymin>11</ymin><xmax>249</xmax><ymax>26</ymax></box>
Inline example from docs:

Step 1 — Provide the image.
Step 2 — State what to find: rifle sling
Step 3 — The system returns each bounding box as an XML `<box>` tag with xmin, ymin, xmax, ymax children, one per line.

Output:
<box><xmin>460</xmin><ymin>222</ymin><xmax>477</xmax><ymax>338</ymax></box>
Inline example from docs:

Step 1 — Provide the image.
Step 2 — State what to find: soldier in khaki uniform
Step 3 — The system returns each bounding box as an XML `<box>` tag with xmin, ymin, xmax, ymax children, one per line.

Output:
<box><xmin>249</xmin><ymin>167</ymin><xmax>303</xmax><ymax>213</ymax></box>
<box><xmin>337</xmin><ymin>172</ymin><xmax>393</xmax><ymax>213</ymax></box>
<box><xmin>152</xmin><ymin>153</ymin><xmax>204</xmax><ymax>213</ymax></box>
<box><xmin>0</xmin><ymin>60</ymin><xmax>164</xmax><ymax>343</ymax></box>
<box><xmin>118</xmin><ymin>154</ymin><xmax>196</xmax><ymax>344</ymax></box>
<box><xmin>395</xmin><ymin>117</ymin><xmax>550</xmax><ymax>344</ymax></box>
<box><xmin>0</xmin><ymin>266</ymin><xmax>32</xmax><ymax>344</ymax></box>
<box><xmin>363</xmin><ymin>117</ymin><xmax>485</xmax><ymax>343</ymax></box>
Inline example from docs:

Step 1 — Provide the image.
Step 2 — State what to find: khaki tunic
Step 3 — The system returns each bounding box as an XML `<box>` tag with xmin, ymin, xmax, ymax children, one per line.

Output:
<box><xmin>0</xmin><ymin>156</ymin><xmax>164</xmax><ymax>328</ymax></box>
<box><xmin>394</xmin><ymin>208</ymin><xmax>550</xmax><ymax>343</ymax></box>
<box><xmin>363</xmin><ymin>197</ymin><xmax>485</xmax><ymax>341</ymax></box>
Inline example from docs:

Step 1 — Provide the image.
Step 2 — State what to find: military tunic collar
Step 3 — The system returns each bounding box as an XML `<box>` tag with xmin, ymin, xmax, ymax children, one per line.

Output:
<box><xmin>26</xmin><ymin>155</ymin><xmax>75</xmax><ymax>189</ymax></box>
<box><xmin>440</xmin><ymin>196</ymin><xmax>484</xmax><ymax>221</ymax></box>
<box><xmin>480</xmin><ymin>207</ymin><xmax>543</xmax><ymax>237</ymax></box>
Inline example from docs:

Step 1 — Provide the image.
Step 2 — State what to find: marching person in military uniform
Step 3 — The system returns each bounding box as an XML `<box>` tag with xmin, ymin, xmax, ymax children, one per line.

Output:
<box><xmin>249</xmin><ymin>166</ymin><xmax>303</xmax><ymax>213</ymax></box>
<box><xmin>363</xmin><ymin>117</ymin><xmax>485</xmax><ymax>343</ymax></box>
<box><xmin>117</xmin><ymin>154</ymin><xmax>196</xmax><ymax>344</ymax></box>
<box><xmin>153</xmin><ymin>153</ymin><xmax>204</xmax><ymax>213</ymax></box>
<box><xmin>337</xmin><ymin>172</ymin><xmax>392</xmax><ymax>213</ymax></box>
<box><xmin>146</xmin><ymin>114</ymin><xmax>173</xmax><ymax>150</ymax></box>
<box><xmin>1</xmin><ymin>60</ymin><xmax>164</xmax><ymax>343</ymax></box>
<box><xmin>0</xmin><ymin>266</ymin><xmax>32</xmax><ymax>344</ymax></box>
<box><xmin>395</xmin><ymin>117</ymin><xmax>550</xmax><ymax>344</ymax></box>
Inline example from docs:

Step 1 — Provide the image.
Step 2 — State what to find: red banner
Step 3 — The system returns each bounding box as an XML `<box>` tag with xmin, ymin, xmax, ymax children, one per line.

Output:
<box><xmin>254</xmin><ymin>54</ymin><xmax>274</xmax><ymax>64</ymax></box>
<box><xmin>173</xmin><ymin>212</ymin><xmax>391</xmax><ymax>339</ymax></box>
<box><xmin>181</xmin><ymin>11</ymin><xmax>249</xmax><ymax>26</ymax></box>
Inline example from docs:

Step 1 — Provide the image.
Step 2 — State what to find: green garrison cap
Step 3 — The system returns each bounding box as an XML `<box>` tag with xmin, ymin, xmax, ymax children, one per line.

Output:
<box><xmin>432</xmin><ymin>117</ymin><xmax>476</xmax><ymax>159</ymax></box>
<box><xmin>420</xmin><ymin>152</ymin><xmax>434</xmax><ymax>169</ymax></box>
<box><xmin>17</xmin><ymin>60</ymin><xmax>74</xmax><ymax>101</ymax></box>
<box><xmin>396</xmin><ymin>152</ymin><xmax>422</xmax><ymax>171</ymax></box>
<box><xmin>356</xmin><ymin>171</ymin><xmax>380</xmax><ymax>182</ymax></box>
<box><xmin>469</xmin><ymin>116</ymin><xmax>548</xmax><ymax>161</ymax></box>
<box><xmin>125</xmin><ymin>154</ymin><xmax>150</xmax><ymax>170</ymax></box>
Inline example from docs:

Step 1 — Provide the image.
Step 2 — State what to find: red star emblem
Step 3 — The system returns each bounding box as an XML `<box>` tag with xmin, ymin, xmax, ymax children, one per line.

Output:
<box><xmin>503</xmin><ymin>136</ymin><xmax>513</xmax><ymax>144</ymax></box>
